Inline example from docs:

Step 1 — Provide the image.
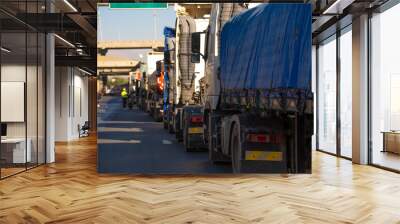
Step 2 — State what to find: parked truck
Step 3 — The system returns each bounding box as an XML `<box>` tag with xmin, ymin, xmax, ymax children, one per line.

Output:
<box><xmin>147</xmin><ymin>60</ymin><xmax>165</xmax><ymax>121</ymax></box>
<box><xmin>163</xmin><ymin>4</ymin><xmax>211</xmax><ymax>151</ymax></box>
<box><xmin>137</xmin><ymin>52</ymin><xmax>164</xmax><ymax>113</ymax></box>
<box><xmin>162</xmin><ymin>27</ymin><xmax>175</xmax><ymax>131</ymax></box>
<box><xmin>191</xmin><ymin>3</ymin><xmax>313</xmax><ymax>173</ymax></box>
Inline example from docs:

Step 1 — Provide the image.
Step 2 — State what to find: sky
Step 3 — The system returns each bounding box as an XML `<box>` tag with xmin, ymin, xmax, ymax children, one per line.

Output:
<box><xmin>98</xmin><ymin>5</ymin><xmax>176</xmax><ymax>61</ymax></box>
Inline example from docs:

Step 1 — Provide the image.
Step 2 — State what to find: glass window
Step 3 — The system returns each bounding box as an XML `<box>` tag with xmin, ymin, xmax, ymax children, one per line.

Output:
<box><xmin>371</xmin><ymin>3</ymin><xmax>400</xmax><ymax>171</ymax></box>
<box><xmin>312</xmin><ymin>45</ymin><xmax>317</xmax><ymax>150</ymax></box>
<box><xmin>0</xmin><ymin>1</ymin><xmax>46</xmax><ymax>179</ymax></box>
<box><xmin>1</xmin><ymin>21</ymin><xmax>28</xmax><ymax>178</ymax></box>
<box><xmin>317</xmin><ymin>36</ymin><xmax>337</xmax><ymax>154</ymax></box>
<box><xmin>27</xmin><ymin>30</ymin><xmax>39</xmax><ymax>169</ymax></box>
<box><xmin>339</xmin><ymin>28</ymin><xmax>352</xmax><ymax>158</ymax></box>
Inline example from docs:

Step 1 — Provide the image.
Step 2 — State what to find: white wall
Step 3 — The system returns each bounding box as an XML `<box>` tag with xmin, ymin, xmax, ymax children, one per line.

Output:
<box><xmin>1</xmin><ymin>64</ymin><xmax>28</xmax><ymax>138</ymax></box>
<box><xmin>1</xmin><ymin>64</ymin><xmax>26</xmax><ymax>81</ymax></box>
<box><xmin>55</xmin><ymin>66</ymin><xmax>69</xmax><ymax>141</ymax></box>
<box><xmin>72</xmin><ymin>73</ymin><xmax>89</xmax><ymax>138</ymax></box>
<box><xmin>55</xmin><ymin>67</ymin><xmax>89</xmax><ymax>141</ymax></box>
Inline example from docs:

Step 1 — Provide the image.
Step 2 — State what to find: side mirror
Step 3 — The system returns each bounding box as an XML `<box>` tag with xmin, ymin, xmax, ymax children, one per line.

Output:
<box><xmin>191</xmin><ymin>32</ymin><xmax>201</xmax><ymax>63</ymax></box>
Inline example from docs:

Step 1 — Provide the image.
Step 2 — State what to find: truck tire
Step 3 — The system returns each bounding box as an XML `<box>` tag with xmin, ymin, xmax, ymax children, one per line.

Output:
<box><xmin>183</xmin><ymin>118</ymin><xmax>191</xmax><ymax>152</ymax></box>
<box><xmin>208</xmin><ymin>114</ymin><xmax>219</xmax><ymax>162</ymax></box>
<box><xmin>168</xmin><ymin>121</ymin><xmax>174</xmax><ymax>133</ymax></box>
<box><xmin>207</xmin><ymin>113</ymin><xmax>230</xmax><ymax>163</ymax></box>
<box><xmin>153</xmin><ymin>110</ymin><xmax>158</xmax><ymax>121</ymax></box>
<box><xmin>163</xmin><ymin>120</ymin><xmax>168</xmax><ymax>129</ymax></box>
<box><xmin>154</xmin><ymin>109</ymin><xmax>161</xmax><ymax>122</ymax></box>
<box><xmin>230</xmin><ymin>123</ymin><xmax>242</xmax><ymax>173</ymax></box>
<box><xmin>209</xmin><ymin>146</ymin><xmax>222</xmax><ymax>163</ymax></box>
<box><xmin>169</xmin><ymin>113</ymin><xmax>175</xmax><ymax>133</ymax></box>
<box><xmin>175</xmin><ymin>111</ymin><xmax>183</xmax><ymax>142</ymax></box>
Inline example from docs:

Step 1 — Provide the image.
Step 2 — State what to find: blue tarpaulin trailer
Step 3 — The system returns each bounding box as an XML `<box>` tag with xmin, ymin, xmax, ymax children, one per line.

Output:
<box><xmin>205</xmin><ymin>3</ymin><xmax>313</xmax><ymax>173</ymax></box>
<box><xmin>219</xmin><ymin>3</ymin><xmax>312</xmax><ymax>113</ymax></box>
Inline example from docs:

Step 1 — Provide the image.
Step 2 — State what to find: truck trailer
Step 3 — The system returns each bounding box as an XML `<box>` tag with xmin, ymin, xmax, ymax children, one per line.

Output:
<box><xmin>163</xmin><ymin>4</ymin><xmax>211</xmax><ymax>151</ymax></box>
<box><xmin>192</xmin><ymin>3</ymin><xmax>313</xmax><ymax>173</ymax></box>
<box><xmin>162</xmin><ymin>27</ymin><xmax>176</xmax><ymax>131</ymax></box>
<box><xmin>137</xmin><ymin>52</ymin><xmax>164</xmax><ymax>113</ymax></box>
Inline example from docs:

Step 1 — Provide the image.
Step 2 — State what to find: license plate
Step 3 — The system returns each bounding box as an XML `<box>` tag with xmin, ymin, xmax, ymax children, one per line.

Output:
<box><xmin>245</xmin><ymin>151</ymin><xmax>282</xmax><ymax>161</ymax></box>
<box><xmin>188</xmin><ymin>127</ymin><xmax>203</xmax><ymax>134</ymax></box>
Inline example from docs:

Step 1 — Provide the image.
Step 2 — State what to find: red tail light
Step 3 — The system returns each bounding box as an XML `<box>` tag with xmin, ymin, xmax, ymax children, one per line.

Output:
<box><xmin>191</xmin><ymin>115</ymin><xmax>203</xmax><ymax>123</ymax></box>
<box><xmin>247</xmin><ymin>133</ymin><xmax>282</xmax><ymax>144</ymax></box>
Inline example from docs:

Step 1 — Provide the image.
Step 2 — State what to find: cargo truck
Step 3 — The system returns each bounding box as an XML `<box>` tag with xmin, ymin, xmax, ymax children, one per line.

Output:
<box><xmin>137</xmin><ymin>52</ymin><xmax>164</xmax><ymax>113</ymax></box>
<box><xmin>162</xmin><ymin>27</ymin><xmax>176</xmax><ymax>131</ymax></box>
<box><xmin>192</xmin><ymin>3</ymin><xmax>313</xmax><ymax>173</ymax></box>
<box><xmin>147</xmin><ymin>60</ymin><xmax>164</xmax><ymax>121</ymax></box>
<box><xmin>163</xmin><ymin>4</ymin><xmax>211</xmax><ymax>151</ymax></box>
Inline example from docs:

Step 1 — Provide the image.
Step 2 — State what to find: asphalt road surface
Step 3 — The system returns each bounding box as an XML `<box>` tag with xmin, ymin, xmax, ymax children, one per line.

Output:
<box><xmin>97</xmin><ymin>96</ymin><xmax>232</xmax><ymax>174</ymax></box>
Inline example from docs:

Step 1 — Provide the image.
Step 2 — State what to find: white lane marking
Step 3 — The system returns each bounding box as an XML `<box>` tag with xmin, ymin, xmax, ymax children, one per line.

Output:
<box><xmin>162</xmin><ymin>140</ymin><xmax>173</xmax><ymax>145</ymax></box>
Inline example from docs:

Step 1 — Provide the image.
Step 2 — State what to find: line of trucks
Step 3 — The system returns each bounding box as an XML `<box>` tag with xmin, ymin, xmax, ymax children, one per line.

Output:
<box><xmin>136</xmin><ymin>3</ymin><xmax>313</xmax><ymax>173</ymax></box>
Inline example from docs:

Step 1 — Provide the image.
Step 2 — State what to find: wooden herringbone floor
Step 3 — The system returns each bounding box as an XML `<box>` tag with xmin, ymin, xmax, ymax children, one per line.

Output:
<box><xmin>1</xmin><ymin>135</ymin><xmax>400</xmax><ymax>224</ymax></box>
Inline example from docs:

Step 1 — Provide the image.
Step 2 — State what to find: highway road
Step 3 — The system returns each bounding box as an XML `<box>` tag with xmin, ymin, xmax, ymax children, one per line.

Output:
<box><xmin>97</xmin><ymin>96</ymin><xmax>232</xmax><ymax>173</ymax></box>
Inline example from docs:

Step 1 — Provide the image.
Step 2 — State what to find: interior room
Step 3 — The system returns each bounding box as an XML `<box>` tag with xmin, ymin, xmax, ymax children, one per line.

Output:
<box><xmin>0</xmin><ymin>4</ymin><xmax>46</xmax><ymax>178</ymax></box>
<box><xmin>0</xmin><ymin>0</ymin><xmax>98</xmax><ymax>180</ymax></box>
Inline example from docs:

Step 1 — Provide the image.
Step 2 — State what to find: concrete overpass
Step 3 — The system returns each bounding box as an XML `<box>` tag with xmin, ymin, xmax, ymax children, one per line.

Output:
<box><xmin>97</xmin><ymin>55</ymin><xmax>141</xmax><ymax>75</ymax></box>
<box><xmin>97</xmin><ymin>40</ymin><xmax>164</xmax><ymax>55</ymax></box>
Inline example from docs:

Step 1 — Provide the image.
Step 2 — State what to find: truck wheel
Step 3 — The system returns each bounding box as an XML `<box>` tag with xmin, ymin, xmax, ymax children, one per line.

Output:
<box><xmin>209</xmin><ymin>147</ymin><xmax>220</xmax><ymax>163</ymax></box>
<box><xmin>158</xmin><ymin>110</ymin><xmax>162</xmax><ymax>122</ymax></box>
<box><xmin>231</xmin><ymin>123</ymin><xmax>242</xmax><ymax>173</ymax></box>
<box><xmin>208</xmin><ymin>122</ymin><xmax>215</xmax><ymax>161</ymax></box>
<box><xmin>208</xmin><ymin>114</ymin><xmax>217</xmax><ymax>162</ymax></box>
<box><xmin>175</xmin><ymin>112</ymin><xmax>183</xmax><ymax>142</ymax></box>
<box><xmin>183</xmin><ymin>114</ymin><xmax>191</xmax><ymax>151</ymax></box>
<box><xmin>163</xmin><ymin>120</ymin><xmax>168</xmax><ymax>129</ymax></box>
<box><xmin>168</xmin><ymin>114</ymin><xmax>175</xmax><ymax>134</ymax></box>
<box><xmin>183</xmin><ymin>126</ymin><xmax>190</xmax><ymax>151</ymax></box>
<box><xmin>168</xmin><ymin>120</ymin><xmax>174</xmax><ymax>133</ymax></box>
<box><xmin>154</xmin><ymin>110</ymin><xmax>160</xmax><ymax>122</ymax></box>
<box><xmin>175</xmin><ymin>127</ymin><xmax>182</xmax><ymax>141</ymax></box>
<box><xmin>153</xmin><ymin>111</ymin><xmax>157</xmax><ymax>121</ymax></box>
